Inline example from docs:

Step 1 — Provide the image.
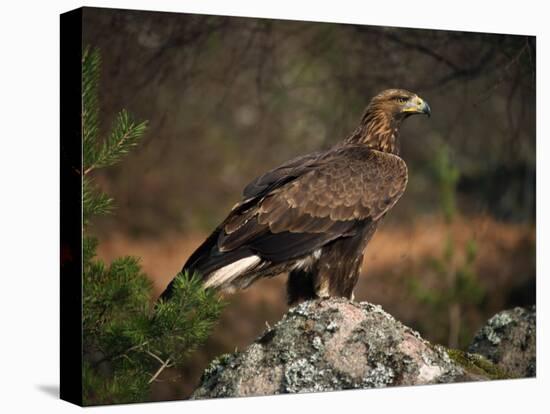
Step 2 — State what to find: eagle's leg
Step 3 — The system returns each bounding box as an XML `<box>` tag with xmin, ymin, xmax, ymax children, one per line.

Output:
<box><xmin>312</xmin><ymin>230</ymin><xmax>374</xmax><ymax>302</ymax></box>
<box><xmin>286</xmin><ymin>253</ymin><xmax>361</xmax><ymax>305</ymax></box>
<box><xmin>313</xmin><ymin>259</ymin><xmax>360</xmax><ymax>301</ymax></box>
<box><xmin>286</xmin><ymin>224</ymin><xmax>377</xmax><ymax>305</ymax></box>
<box><xmin>286</xmin><ymin>269</ymin><xmax>318</xmax><ymax>305</ymax></box>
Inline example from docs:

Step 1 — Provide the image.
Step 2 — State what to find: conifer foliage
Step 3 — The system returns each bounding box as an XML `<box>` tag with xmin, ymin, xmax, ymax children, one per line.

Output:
<box><xmin>81</xmin><ymin>46</ymin><xmax>224</xmax><ymax>405</ymax></box>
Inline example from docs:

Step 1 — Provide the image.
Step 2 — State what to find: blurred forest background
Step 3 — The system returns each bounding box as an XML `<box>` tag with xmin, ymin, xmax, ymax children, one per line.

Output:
<box><xmin>82</xmin><ymin>7</ymin><xmax>535</xmax><ymax>400</ymax></box>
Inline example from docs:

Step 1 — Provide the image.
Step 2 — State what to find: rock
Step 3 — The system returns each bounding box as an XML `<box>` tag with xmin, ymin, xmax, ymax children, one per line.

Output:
<box><xmin>192</xmin><ymin>298</ymin><xmax>510</xmax><ymax>399</ymax></box>
<box><xmin>468</xmin><ymin>306</ymin><xmax>536</xmax><ymax>377</ymax></box>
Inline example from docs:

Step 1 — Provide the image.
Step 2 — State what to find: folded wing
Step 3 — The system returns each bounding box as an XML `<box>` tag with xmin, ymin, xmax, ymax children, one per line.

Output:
<box><xmin>183</xmin><ymin>146</ymin><xmax>408</xmax><ymax>286</ymax></box>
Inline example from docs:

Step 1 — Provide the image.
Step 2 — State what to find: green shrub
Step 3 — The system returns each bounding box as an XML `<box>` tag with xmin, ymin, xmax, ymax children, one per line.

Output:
<box><xmin>81</xmin><ymin>46</ymin><xmax>224</xmax><ymax>405</ymax></box>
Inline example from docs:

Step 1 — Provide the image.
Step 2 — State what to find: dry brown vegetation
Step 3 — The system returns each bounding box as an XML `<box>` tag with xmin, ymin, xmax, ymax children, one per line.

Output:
<box><xmin>96</xmin><ymin>213</ymin><xmax>534</xmax><ymax>399</ymax></box>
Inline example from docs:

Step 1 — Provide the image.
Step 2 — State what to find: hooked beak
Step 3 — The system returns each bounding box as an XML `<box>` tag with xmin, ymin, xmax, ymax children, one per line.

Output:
<box><xmin>403</xmin><ymin>96</ymin><xmax>431</xmax><ymax>117</ymax></box>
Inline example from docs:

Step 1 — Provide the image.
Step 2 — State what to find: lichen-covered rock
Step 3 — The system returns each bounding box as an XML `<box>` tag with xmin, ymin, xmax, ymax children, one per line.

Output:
<box><xmin>468</xmin><ymin>306</ymin><xmax>536</xmax><ymax>377</ymax></box>
<box><xmin>192</xmin><ymin>298</ymin><xmax>501</xmax><ymax>399</ymax></box>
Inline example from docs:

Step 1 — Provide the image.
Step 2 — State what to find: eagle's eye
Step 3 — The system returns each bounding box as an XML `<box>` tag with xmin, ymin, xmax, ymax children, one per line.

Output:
<box><xmin>396</xmin><ymin>96</ymin><xmax>408</xmax><ymax>104</ymax></box>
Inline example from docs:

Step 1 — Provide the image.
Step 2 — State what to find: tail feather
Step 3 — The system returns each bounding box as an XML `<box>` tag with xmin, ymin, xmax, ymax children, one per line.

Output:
<box><xmin>159</xmin><ymin>277</ymin><xmax>178</xmax><ymax>301</ymax></box>
<box><xmin>203</xmin><ymin>255</ymin><xmax>261</xmax><ymax>289</ymax></box>
<box><xmin>158</xmin><ymin>226</ymin><xmax>257</xmax><ymax>301</ymax></box>
<box><xmin>159</xmin><ymin>252</ymin><xmax>259</xmax><ymax>300</ymax></box>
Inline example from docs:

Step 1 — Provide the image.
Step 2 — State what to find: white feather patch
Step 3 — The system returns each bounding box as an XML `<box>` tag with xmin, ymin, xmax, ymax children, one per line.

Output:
<box><xmin>204</xmin><ymin>255</ymin><xmax>261</xmax><ymax>288</ymax></box>
<box><xmin>293</xmin><ymin>248</ymin><xmax>322</xmax><ymax>271</ymax></box>
<box><xmin>316</xmin><ymin>277</ymin><xmax>331</xmax><ymax>298</ymax></box>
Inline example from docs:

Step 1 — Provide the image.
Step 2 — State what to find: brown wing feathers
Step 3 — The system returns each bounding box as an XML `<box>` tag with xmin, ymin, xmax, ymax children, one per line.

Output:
<box><xmin>257</xmin><ymin>147</ymin><xmax>407</xmax><ymax>226</ymax></box>
<box><xmin>187</xmin><ymin>147</ymin><xmax>406</xmax><ymax>273</ymax></box>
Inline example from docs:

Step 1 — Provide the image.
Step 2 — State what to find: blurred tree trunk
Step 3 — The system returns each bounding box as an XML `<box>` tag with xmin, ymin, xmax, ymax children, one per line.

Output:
<box><xmin>448</xmin><ymin>302</ymin><xmax>461</xmax><ymax>349</ymax></box>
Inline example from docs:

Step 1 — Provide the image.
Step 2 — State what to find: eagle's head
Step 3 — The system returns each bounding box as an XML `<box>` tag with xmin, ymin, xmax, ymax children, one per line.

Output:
<box><xmin>369</xmin><ymin>89</ymin><xmax>431</xmax><ymax>120</ymax></box>
<box><xmin>347</xmin><ymin>88</ymin><xmax>431</xmax><ymax>153</ymax></box>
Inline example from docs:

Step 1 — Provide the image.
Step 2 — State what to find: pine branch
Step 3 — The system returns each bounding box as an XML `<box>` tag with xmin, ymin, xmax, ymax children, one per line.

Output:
<box><xmin>151</xmin><ymin>271</ymin><xmax>225</xmax><ymax>364</ymax></box>
<box><xmin>83</xmin><ymin>176</ymin><xmax>113</xmax><ymax>226</ymax></box>
<box><xmin>148</xmin><ymin>357</ymin><xmax>172</xmax><ymax>384</ymax></box>
<box><xmin>85</xmin><ymin>110</ymin><xmax>148</xmax><ymax>174</ymax></box>
<box><xmin>82</xmin><ymin>46</ymin><xmax>148</xmax><ymax>174</ymax></box>
<box><xmin>82</xmin><ymin>47</ymin><xmax>101</xmax><ymax>170</ymax></box>
<box><xmin>83</xmin><ymin>236</ymin><xmax>99</xmax><ymax>266</ymax></box>
<box><xmin>81</xmin><ymin>46</ymin><xmax>223</xmax><ymax>405</ymax></box>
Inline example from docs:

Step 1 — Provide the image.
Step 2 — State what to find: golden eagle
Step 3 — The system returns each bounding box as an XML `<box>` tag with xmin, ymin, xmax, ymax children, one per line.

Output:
<box><xmin>162</xmin><ymin>89</ymin><xmax>431</xmax><ymax>304</ymax></box>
